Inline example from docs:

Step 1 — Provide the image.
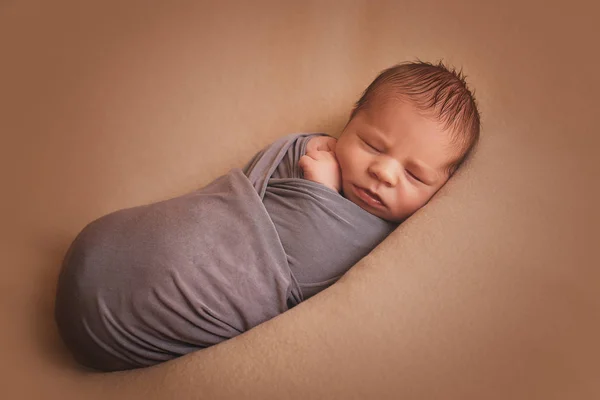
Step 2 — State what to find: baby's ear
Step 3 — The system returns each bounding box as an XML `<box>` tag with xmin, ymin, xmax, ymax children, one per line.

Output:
<box><xmin>447</xmin><ymin>163</ymin><xmax>460</xmax><ymax>177</ymax></box>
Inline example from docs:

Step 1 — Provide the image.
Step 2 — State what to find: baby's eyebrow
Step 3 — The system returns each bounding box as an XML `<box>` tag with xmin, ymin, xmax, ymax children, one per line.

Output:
<box><xmin>361</xmin><ymin>123</ymin><xmax>387</xmax><ymax>140</ymax></box>
<box><xmin>367</xmin><ymin>128</ymin><xmax>392</xmax><ymax>149</ymax></box>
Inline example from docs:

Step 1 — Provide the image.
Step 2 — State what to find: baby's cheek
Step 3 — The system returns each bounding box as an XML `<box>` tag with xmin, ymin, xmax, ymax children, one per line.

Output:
<box><xmin>340</xmin><ymin>181</ymin><xmax>352</xmax><ymax>199</ymax></box>
<box><xmin>335</xmin><ymin>159</ymin><xmax>345</xmax><ymax>177</ymax></box>
<box><xmin>387</xmin><ymin>189</ymin><xmax>408</xmax><ymax>210</ymax></box>
<box><xmin>404</xmin><ymin>191</ymin><xmax>431</xmax><ymax>214</ymax></box>
<box><xmin>336</xmin><ymin>153</ymin><xmax>352</xmax><ymax>176</ymax></box>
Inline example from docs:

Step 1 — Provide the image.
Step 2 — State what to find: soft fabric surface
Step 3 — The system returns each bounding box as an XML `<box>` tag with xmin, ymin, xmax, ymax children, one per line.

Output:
<box><xmin>2</xmin><ymin>1</ymin><xmax>598</xmax><ymax>399</ymax></box>
<box><xmin>55</xmin><ymin>133</ymin><xmax>394</xmax><ymax>371</ymax></box>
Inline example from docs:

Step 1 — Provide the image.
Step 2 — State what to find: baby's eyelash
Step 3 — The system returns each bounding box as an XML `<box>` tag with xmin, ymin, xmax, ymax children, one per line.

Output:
<box><xmin>407</xmin><ymin>170</ymin><xmax>423</xmax><ymax>183</ymax></box>
<box><xmin>361</xmin><ymin>138</ymin><xmax>381</xmax><ymax>152</ymax></box>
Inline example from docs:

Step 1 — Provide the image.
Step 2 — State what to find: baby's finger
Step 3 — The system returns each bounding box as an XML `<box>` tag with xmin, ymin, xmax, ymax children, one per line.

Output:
<box><xmin>298</xmin><ymin>155</ymin><xmax>314</xmax><ymax>171</ymax></box>
<box><xmin>304</xmin><ymin>148</ymin><xmax>319</xmax><ymax>159</ymax></box>
<box><xmin>313</xmin><ymin>150</ymin><xmax>337</xmax><ymax>162</ymax></box>
<box><xmin>325</xmin><ymin>137</ymin><xmax>337</xmax><ymax>152</ymax></box>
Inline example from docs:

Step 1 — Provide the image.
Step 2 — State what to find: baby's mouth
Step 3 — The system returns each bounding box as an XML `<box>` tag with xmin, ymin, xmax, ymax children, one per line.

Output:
<box><xmin>353</xmin><ymin>185</ymin><xmax>385</xmax><ymax>207</ymax></box>
<box><xmin>364</xmin><ymin>188</ymin><xmax>382</xmax><ymax>203</ymax></box>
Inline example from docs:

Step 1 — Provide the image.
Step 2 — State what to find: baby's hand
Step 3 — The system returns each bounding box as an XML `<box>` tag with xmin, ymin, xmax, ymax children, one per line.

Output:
<box><xmin>298</xmin><ymin>136</ymin><xmax>341</xmax><ymax>193</ymax></box>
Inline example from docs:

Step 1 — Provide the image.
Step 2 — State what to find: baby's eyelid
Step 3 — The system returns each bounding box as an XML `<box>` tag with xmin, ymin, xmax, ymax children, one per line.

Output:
<box><xmin>407</xmin><ymin>170</ymin><xmax>423</xmax><ymax>183</ymax></box>
<box><xmin>361</xmin><ymin>138</ymin><xmax>381</xmax><ymax>152</ymax></box>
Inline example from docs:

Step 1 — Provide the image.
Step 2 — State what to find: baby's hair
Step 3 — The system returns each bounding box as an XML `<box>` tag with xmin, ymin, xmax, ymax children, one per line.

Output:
<box><xmin>350</xmin><ymin>60</ymin><xmax>481</xmax><ymax>175</ymax></box>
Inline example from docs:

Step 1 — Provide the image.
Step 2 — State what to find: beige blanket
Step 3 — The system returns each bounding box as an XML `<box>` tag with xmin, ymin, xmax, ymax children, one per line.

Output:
<box><xmin>2</xmin><ymin>1</ymin><xmax>598</xmax><ymax>399</ymax></box>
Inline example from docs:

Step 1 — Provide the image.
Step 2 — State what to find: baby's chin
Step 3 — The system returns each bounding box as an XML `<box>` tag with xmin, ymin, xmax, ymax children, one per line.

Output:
<box><xmin>362</xmin><ymin>205</ymin><xmax>402</xmax><ymax>223</ymax></box>
<box><xmin>366</xmin><ymin>206</ymin><xmax>400</xmax><ymax>223</ymax></box>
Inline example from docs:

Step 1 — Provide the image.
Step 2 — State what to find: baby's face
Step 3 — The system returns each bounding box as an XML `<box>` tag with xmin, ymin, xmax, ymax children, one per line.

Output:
<box><xmin>335</xmin><ymin>98</ymin><xmax>459</xmax><ymax>222</ymax></box>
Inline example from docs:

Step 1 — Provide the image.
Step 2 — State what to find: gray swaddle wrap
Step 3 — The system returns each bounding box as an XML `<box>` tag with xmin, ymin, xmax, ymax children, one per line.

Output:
<box><xmin>55</xmin><ymin>133</ymin><xmax>396</xmax><ymax>371</ymax></box>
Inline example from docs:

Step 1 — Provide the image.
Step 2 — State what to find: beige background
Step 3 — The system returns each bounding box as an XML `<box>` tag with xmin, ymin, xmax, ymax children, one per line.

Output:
<box><xmin>1</xmin><ymin>0</ymin><xmax>598</xmax><ymax>399</ymax></box>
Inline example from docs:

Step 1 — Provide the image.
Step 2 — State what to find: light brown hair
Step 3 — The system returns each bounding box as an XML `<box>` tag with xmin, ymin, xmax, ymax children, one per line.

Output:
<box><xmin>350</xmin><ymin>60</ymin><xmax>481</xmax><ymax>175</ymax></box>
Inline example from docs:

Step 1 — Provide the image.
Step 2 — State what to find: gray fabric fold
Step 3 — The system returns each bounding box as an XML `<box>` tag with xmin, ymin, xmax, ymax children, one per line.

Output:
<box><xmin>55</xmin><ymin>133</ymin><xmax>396</xmax><ymax>372</ymax></box>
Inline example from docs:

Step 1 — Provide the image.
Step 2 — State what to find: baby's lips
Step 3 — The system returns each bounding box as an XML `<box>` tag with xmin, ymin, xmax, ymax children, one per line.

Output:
<box><xmin>363</xmin><ymin>187</ymin><xmax>386</xmax><ymax>206</ymax></box>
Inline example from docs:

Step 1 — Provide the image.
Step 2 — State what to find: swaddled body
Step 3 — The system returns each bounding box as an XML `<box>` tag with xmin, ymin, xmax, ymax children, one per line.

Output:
<box><xmin>55</xmin><ymin>133</ymin><xmax>395</xmax><ymax>371</ymax></box>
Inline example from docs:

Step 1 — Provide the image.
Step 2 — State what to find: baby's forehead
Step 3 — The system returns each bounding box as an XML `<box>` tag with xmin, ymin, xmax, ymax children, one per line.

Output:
<box><xmin>361</xmin><ymin>100</ymin><xmax>464</xmax><ymax>164</ymax></box>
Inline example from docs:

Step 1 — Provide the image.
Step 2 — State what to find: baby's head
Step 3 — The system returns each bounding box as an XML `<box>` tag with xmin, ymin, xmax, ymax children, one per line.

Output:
<box><xmin>335</xmin><ymin>61</ymin><xmax>481</xmax><ymax>222</ymax></box>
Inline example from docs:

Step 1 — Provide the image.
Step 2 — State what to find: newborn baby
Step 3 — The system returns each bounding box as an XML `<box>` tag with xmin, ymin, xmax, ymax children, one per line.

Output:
<box><xmin>55</xmin><ymin>61</ymin><xmax>481</xmax><ymax>371</ymax></box>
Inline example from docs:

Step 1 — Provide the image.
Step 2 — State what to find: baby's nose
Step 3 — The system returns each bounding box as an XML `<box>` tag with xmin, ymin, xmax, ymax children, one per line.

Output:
<box><xmin>369</xmin><ymin>160</ymin><xmax>399</xmax><ymax>187</ymax></box>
